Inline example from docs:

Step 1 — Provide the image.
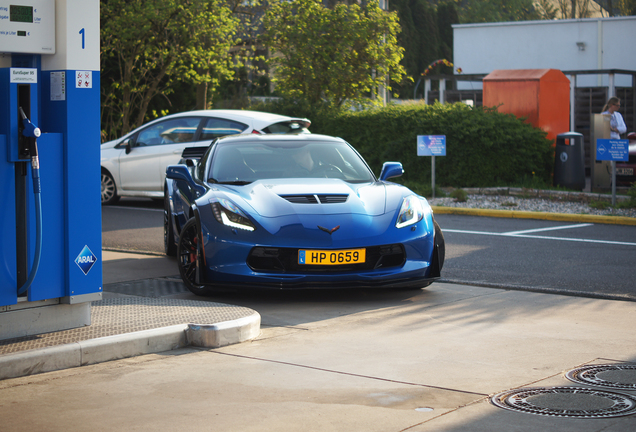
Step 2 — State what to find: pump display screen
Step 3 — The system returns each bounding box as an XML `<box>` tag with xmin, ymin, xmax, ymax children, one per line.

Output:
<box><xmin>0</xmin><ymin>0</ymin><xmax>55</xmax><ymax>54</ymax></box>
<box><xmin>10</xmin><ymin>5</ymin><xmax>33</xmax><ymax>23</ymax></box>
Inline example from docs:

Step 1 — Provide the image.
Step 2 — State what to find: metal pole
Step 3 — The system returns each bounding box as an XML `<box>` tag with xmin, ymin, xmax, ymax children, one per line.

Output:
<box><xmin>424</xmin><ymin>79</ymin><xmax>431</xmax><ymax>105</ymax></box>
<box><xmin>569</xmin><ymin>74</ymin><xmax>576</xmax><ymax>131</ymax></box>
<box><xmin>611</xmin><ymin>160</ymin><xmax>616</xmax><ymax>206</ymax></box>
<box><xmin>431</xmin><ymin>156</ymin><xmax>436</xmax><ymax>198</ymax></box>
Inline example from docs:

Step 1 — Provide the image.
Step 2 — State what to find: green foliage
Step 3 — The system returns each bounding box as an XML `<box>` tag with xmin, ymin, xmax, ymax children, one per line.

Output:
<box><xmin>251</xmin><ymin>100</ymin><xmax>554</xmax><ymax>188</ymax></box>
<box><xmin>628</xmin><ymin>183</ymin><xmax>636</xmax><ymax>201</ymax></box>
<box><xmin>261</xmin><ymin>0</ymin><xmax>406</xmax><ymax>109</ymax></box>
<box><xmin>589</xmin><ymin>200</ymin><xmax>611</xmax><ymax>210</ymax></box>
<box><xmin>390</xmin><ymin>0</ymin><xmax>457</xmax><ymax>99</ymax></box>
<box><xmin>100</xmin><ymin>0</ymin><xmax>239</xmax><ymax>140</ymax></box>
<box><xmin>456</xmin><ymin>0</ymin><xmax>541</xmax><ymax>23</ymax></box>
<box><xmin>437</xmin><ymin>1</ymin><xmax>460</xmax><ymax>61</ymax></box>
<box><xmin>616</xmin><ymin>183</ymin><xmax>636</xmax><ymax>209</ymax></box>
<box><xmin>589</xmin><ymin>184</ymin><xmax>636</xmax><ymax>210</ymax></box>
<box><xmin>620</xmin><ymin>0</ymin><xmax>636</xmax><ymax>15</ymax></box>
<box><xmin>450</xmin><ymin>188</ymin><xmax>468</xmax><ymax>202</ymax></box>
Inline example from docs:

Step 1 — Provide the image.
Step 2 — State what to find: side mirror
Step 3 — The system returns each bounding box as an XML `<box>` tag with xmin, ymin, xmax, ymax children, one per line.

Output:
<box><xmin>124</xmin><ymin>138</ymin><xmax>133</xmax><ymax>154</ymax></box>
<box><xmin>166</xmin><ymin>164</ymin><xmax>206</xmax><ymax>195</ymax></box>
<box><xmin>166</xmin><ymin>164</ymin><xmax>194</xmax><ymax>182</ymax></box>
<box><xmin>379</xmin><ymin>162</ymin><xmax>404</xmax><ymax>181</ymax></box>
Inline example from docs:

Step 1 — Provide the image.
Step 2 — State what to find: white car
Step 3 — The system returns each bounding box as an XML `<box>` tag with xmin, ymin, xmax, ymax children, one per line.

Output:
<box><xmin>100</xmin><ymin>110</ymin><xmax>311</xmax><ymax>204</ymax></box>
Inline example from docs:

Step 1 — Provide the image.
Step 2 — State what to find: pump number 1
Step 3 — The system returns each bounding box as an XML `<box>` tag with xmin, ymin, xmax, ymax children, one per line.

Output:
<box><xmin>79</xmin><ymin>28</ymin><xmax>85</xmax><ymax>49</ymax></box>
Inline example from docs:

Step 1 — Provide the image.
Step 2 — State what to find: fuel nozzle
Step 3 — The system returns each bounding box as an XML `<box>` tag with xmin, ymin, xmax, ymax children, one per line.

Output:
<box><xmin>19</xmin><ymin>107</ymin><xmax>41</xmax><ymax>139</ymax></box>
<box><xmin>18</xmin><ymin>107</ymin><xmax>41</xmax><ymax>193</ymax></box>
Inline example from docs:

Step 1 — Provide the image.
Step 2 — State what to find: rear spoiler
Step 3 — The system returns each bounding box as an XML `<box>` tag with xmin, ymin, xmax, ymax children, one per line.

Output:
<box><xmin>181</xmin><ymin>146</ymin><xmax>208</xmax><ymax>161</ymax></box>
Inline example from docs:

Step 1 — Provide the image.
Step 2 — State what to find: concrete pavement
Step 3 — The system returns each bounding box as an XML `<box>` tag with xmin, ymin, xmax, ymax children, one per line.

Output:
<box><xmin>0</xmin><ymin>207</ymin><xmax>635</xmax><ymax>430</ymax></box>
<box><xmin>0</xmin><ymin>281</ymin><xmax>635</xmax><ymax>431</ymax></box>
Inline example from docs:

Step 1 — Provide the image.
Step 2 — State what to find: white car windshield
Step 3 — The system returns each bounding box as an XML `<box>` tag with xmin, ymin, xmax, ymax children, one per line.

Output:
<box><xmin>208</xmin><ymin>141</ymin><xmax>375</xmax><ymax>184</ymax></box>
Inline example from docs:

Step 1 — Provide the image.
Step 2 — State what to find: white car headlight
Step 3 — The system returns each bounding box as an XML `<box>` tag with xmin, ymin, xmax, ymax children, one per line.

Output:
<box><xmin>210</xmin><ymin>198</ymin><xmax>255</xmax><ymax>231</ymax></box>
<box><xmin>395</xmin><ymin>195</ymin><xmax>425</xmax><ymax>228</ymax></box>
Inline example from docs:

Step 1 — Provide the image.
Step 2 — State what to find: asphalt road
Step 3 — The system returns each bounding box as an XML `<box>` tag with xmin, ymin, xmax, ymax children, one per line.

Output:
<box><xmin>434</xmin><ymin>214</ymin><xmax>636</xmax><ymax>301</ymax></box>
<box><xmin>101</xmin><ymin>198</ymin><xmax>636</xmax><ymax>300</ymax></box>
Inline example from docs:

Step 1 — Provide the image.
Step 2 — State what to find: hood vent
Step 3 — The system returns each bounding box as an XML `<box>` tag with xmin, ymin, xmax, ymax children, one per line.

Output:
<box><xmin>280</xmin><ymin>194</ymin><xmax>348</xmax><ymax>204</ymax></box>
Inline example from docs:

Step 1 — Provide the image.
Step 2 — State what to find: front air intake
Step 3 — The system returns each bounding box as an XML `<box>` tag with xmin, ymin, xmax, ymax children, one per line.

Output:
<box><xmin>280</xmin><ymin>194</ymin><xmax>348</xmax><ymax>204</ymax></box>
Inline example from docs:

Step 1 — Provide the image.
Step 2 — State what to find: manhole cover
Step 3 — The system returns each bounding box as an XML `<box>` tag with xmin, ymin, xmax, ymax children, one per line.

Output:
<box><xmin>566</xmin><ymin>364</ymin><xmax>636</xmax><ymax>390</ymax></box>
<box><xmin>491</xmin><ymin>386</ymin><xmax>636</xmax><ymax>418</ymax></box>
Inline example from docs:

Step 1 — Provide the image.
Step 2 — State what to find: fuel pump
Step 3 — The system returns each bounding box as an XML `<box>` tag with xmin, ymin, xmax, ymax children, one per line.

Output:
<box><xmin>0</xmin><ymin>0</ymin><xmax>102</xmax><ymax>340</ymax></box>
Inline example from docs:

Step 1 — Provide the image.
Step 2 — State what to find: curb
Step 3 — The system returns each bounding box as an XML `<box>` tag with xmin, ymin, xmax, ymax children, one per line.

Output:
<box><xmin>0</xmin><ymin>312</ymin><xmax>261</xmax><ymax>381</ymax></box>
<box><xmin>432</xmin><ymin>206</ymin><xmax>636</xmax><ymax>226</ymax></box>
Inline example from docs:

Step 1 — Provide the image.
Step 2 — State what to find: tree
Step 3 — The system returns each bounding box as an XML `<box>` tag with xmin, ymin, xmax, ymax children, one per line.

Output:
<box><xmin>619</xmin><ymin>0</ymin><xmax>636</xmax><ymax>15</ymax></box>
<box><xmin>100</xmin><ymin>0</ymin><xmax>239</xmax><ymax>140</ymax></box>
<box><xmin>455</xmin><ymin>0</ymin><xmax>541</xmax><ymax>23</ymax></box>
<box><xmin>437</xmin><ymin>1</ymin><xmax>460</xmax><ymax>62</ymax></box>
<box><xmin>261</xmin><ymin>0</ymin><xmax>406</xmax><ymax>108</ymax></box>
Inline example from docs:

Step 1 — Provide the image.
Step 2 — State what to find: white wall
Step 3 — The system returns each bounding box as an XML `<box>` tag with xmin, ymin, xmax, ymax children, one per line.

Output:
<box><xmin>453</xmin><ymin>16</ymin><xmax>636</xmax><ymax>89</ymax></box>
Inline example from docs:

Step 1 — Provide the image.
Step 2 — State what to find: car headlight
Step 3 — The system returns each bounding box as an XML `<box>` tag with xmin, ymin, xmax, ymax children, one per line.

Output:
<box><xmin>210</xmin><ymin>198</ymin><xmax>255</xmax><ymax>231</ymax></box>
<box><xmin>395</xmin><ymin>195</ymin><xmax>425</xmax><ymax>228</ymax></box>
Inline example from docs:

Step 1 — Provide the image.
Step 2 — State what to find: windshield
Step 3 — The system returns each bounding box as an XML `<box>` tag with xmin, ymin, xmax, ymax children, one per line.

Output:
<box><xmin>208</xmin><ymin>140</ymin><xmax>375</xmax><ymax>184</ymax></box>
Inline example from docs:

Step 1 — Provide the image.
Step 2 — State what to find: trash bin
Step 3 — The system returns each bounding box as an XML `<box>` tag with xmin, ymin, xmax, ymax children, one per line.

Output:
<box><xmin>553</xmin><ymin>132</ymin><xmax>585</xmax><ymax>190</ymax></box>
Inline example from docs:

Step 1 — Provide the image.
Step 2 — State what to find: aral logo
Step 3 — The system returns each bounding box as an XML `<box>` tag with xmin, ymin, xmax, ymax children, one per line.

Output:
<box><xmin>75</xmin><ymin>245</ymin><xmax>97</xmax><ymax>275</ymax></box>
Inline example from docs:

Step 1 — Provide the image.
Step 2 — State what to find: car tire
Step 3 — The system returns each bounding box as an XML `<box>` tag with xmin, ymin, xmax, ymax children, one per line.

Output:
<box><xmin>177</xmin><ymin>218</ymin><xmax>211</xmax><ymax>296</ymax></box>
<box><xmin>101</xmin><ymin>169</ymin><xmax>120</xmax><ymax>205</ymax></box>
<box><xmin>433</xmin><ymin>218</ymin><xmax>445</xmax><ymax>271</ymax></box>
<box><xmin>164</xmin><ymin>191</ymin><xmax>177</xmax><ymax>257</ymax></box>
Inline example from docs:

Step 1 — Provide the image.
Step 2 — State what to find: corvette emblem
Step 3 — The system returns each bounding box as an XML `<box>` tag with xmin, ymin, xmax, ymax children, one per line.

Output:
<box><xmin>318</xmin><ymin>225</ymin><xmax>340</xmax><ymax>235</ymax></box>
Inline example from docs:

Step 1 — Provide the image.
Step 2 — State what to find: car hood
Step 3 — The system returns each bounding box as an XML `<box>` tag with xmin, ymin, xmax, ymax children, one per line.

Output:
<box><xmin>214</xmin><ymin>179</ymin><xmax>406</xmax><ymax>218</ymax></box>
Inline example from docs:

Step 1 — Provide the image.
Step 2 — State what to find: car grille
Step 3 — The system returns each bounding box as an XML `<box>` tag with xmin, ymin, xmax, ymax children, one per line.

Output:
<box><xmin>279</xmin><ymin>194</ymin><xmax>348</xmax><ymax>204</ymax></box>
<box><xmin>247</xmin><ymin>244</ymin><xmax>405</xmax><ymax>272</ymax></box>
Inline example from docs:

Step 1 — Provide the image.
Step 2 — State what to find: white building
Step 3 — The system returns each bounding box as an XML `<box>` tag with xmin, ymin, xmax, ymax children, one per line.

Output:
<box><xmin>453</xmin><ymin>16</ymin><xmax>636</xmax><ymax>89</ymax></box>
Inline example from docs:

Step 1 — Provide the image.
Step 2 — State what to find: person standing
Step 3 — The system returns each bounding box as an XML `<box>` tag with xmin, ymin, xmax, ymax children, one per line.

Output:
<box><xmin>601</xmin><ymin>97</ymin><xmax>627</xmax><ymax>139</ymax></box>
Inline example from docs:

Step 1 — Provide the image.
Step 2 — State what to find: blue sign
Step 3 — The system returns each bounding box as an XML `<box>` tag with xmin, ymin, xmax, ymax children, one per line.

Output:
<box><xmin>596</xmin><ymin>139</ymin><xmax>629</xmax><ymax>162</ymax></box>
<box><xmin>75</xmin><ymin>245</ymin><xmax>97</xmax><ymax>275</ymax></box>
<box><xmin>417</xmin><ymin>135</ymin><xmax>446</xmax><ymax>156</ymax></box>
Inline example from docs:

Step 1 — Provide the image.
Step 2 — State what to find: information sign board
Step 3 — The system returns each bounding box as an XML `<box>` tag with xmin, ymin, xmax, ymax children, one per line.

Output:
<box><xmin>596</xmin><ymin>139</ymin><xmax>629</xmax><ymax>162</ymax></box>
<box><xmin>417</xmin><ymin>135</ymin><xmax>446</xmax><ymax>156</ymax></box>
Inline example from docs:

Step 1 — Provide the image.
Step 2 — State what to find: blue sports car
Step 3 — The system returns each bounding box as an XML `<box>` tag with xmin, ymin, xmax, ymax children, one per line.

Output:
<box><xmin>164</xmin><ymin>134</ymin><xmax>444</xmax><ymax>295</ymax></box>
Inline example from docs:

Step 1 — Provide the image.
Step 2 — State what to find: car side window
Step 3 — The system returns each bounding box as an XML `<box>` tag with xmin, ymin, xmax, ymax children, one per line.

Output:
<box><xmin>196</xmin><ymin>144</ymin><xmax>214</xmax><ymax>181</ymax></box>
<box><xmin>136</xmin><ymin>117</ymin><xmax>201</xmax><ymax>147</ymax></box>
<box><xmin>200</xmin><ymin>118</ymin><xmax>247</xmax><ymax>140</ymax></box>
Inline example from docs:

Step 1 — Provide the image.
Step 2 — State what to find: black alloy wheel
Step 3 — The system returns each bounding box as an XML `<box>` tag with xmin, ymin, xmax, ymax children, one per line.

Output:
<box><xmin>177</xmin><ymin>218</ymin><xmax>211</xmax><ymax>296</ymax></box>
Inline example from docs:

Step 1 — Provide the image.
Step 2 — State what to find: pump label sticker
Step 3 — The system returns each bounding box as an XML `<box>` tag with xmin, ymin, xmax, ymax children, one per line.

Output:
<box><xmin>10</xmin><ymin>68</ymin><xmax>37</xmax><ymax>83</ymax></box>
<box><xmin>75</xmin><ymin>245</ymin><xmax>97</xmax><ymax>275</ymax></box>
<box><xmin>76</xmin><ymin>71</ymin><xmax>92</xmax><ymax>88</ymax></box>
<box><xmin>50</xmin><ymin>71</ymin><xmax>66</xmax><ymax>101</ymax></box>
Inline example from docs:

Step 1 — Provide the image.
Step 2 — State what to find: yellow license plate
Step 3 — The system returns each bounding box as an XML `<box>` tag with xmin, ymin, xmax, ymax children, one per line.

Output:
<box><xmin>298</xmin><ymin>249</ymin><xmax>366</xmax><ymax>265</ymax></box>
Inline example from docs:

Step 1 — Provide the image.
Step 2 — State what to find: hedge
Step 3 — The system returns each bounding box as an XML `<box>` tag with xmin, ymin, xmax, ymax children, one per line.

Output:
<box><xmin>252</xmin><ymin>100</ymin><xmax>554</xmax><ymax>191</ymax></box>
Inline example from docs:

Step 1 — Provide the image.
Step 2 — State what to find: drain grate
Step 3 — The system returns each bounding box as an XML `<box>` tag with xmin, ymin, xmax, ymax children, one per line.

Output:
<box><xmin>566</xmin><ymin>364</ymin><xmax>636</xmax><ymax>390</ymax></box>
<box><xmin>491</xmin><ymin>386</ymin><xmax>636</xmax><ymax>418</ymax></box>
